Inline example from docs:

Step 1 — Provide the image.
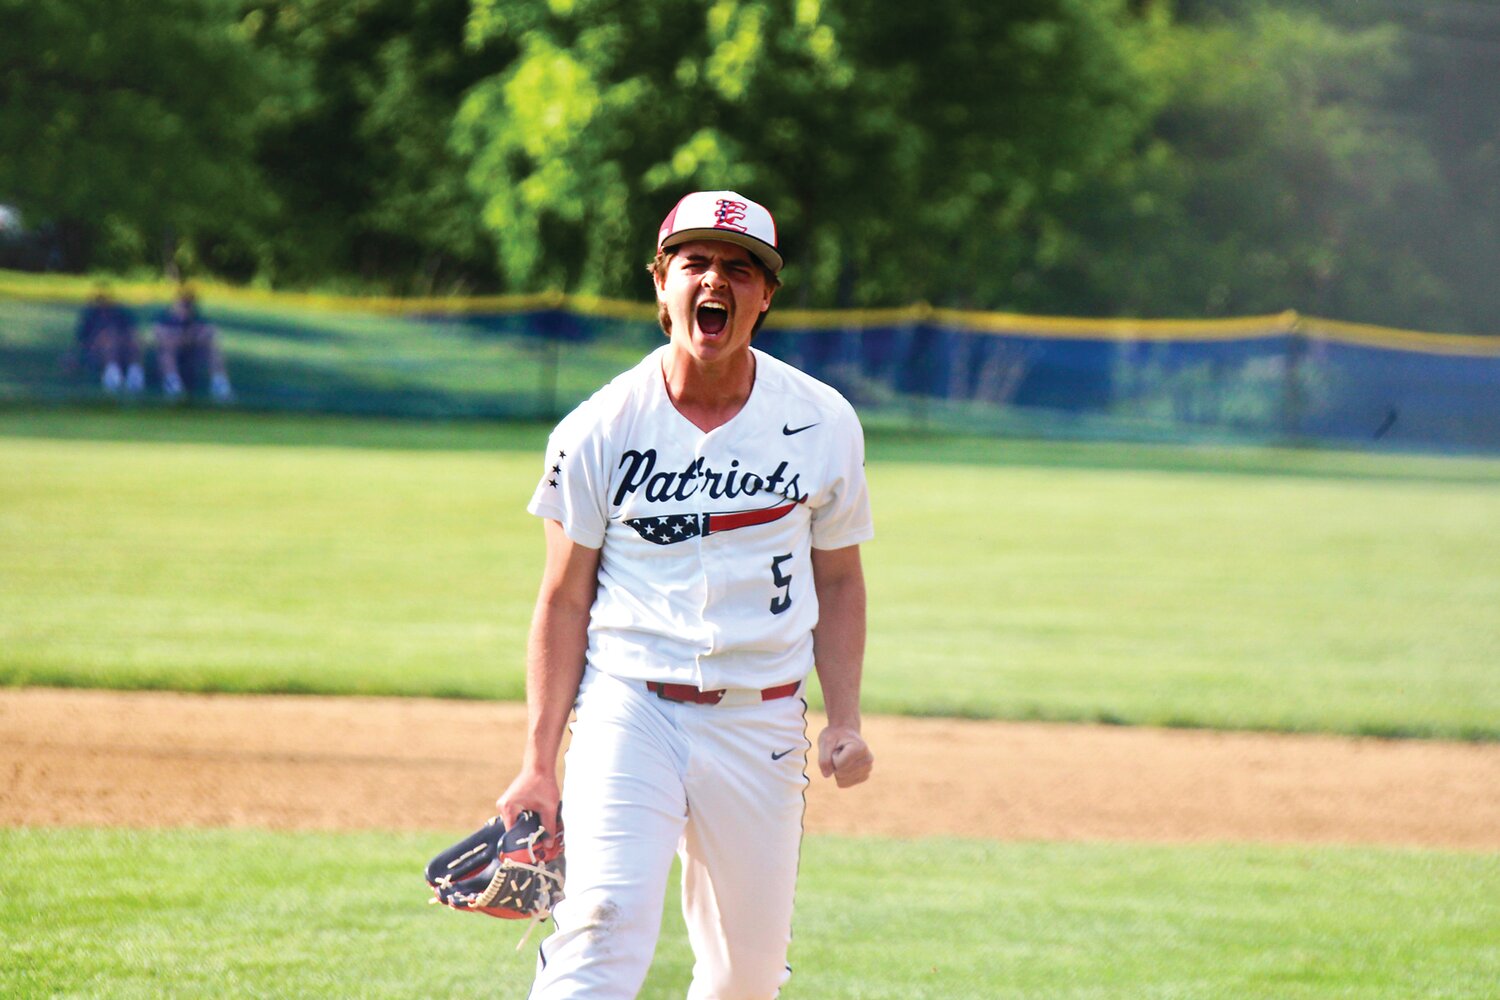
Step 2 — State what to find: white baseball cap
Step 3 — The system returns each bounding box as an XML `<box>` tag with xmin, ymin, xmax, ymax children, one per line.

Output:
<box><xmin>656</xmin><ymin>190</ymin><xmax>783</xmax><ymax>273</ymax></box>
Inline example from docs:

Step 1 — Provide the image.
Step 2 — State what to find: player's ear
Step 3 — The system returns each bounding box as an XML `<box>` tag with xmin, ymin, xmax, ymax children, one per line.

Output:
<box><xmin>652</xmin><ymin>255</ymin><xmax>670</xmax><ymax>299</ymax></box>
<box><xmin>760</xmin><ymin>282</ymin><xmax>776</xmax><ymax>313</ymax></box>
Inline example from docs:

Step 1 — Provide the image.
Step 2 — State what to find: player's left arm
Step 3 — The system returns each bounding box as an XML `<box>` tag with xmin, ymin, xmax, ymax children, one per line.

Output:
<box><xmin>810</xmin><ymin>543</ymin><xmax>873</xmax><ymax>788</ymax></box>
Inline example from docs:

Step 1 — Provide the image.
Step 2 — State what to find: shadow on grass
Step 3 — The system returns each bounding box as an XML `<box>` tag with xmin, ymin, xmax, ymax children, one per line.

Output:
<box><xmin>876</xmin><ymin>697</ymin><xmax>1500</xmax><ymax>743</ymax></box>
<box><xmin>2</xmin><ymin>402</ymin><xmax>1499</xmax><ymax>484</ymax></box>
<box><xmin>0</xmin><ymin>402</ymin><xmax>553</xmax><ymax>453</ymax></box>
<box><xmin>864</xmin><ymin>425</ymin><xmax>1500</xmax><ymax>483</ymax></box>
<box><xmin>0</xmin><ymin>668</ymin><xmax>526</xmax><ymax>704</ymax></box>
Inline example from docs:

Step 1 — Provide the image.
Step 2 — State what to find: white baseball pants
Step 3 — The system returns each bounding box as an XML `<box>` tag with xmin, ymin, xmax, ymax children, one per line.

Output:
<box><xmin>528</xmin><ymin>668</ymin><xmax>810</xmax><ymax>999</ymax></box>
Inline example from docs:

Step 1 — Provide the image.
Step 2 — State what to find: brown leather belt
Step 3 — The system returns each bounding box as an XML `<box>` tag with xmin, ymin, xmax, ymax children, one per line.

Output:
<box><xmin>646</xmin><ymin>681</ymin><xmax>801</xmax><ymax>705</ymax></box>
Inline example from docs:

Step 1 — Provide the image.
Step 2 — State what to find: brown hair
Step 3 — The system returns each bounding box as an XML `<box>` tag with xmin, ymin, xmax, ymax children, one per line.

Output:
<box><xmin>647</xmin><ymin>248</ymin><xmax>782</xmax><ymax>337</ymax></box>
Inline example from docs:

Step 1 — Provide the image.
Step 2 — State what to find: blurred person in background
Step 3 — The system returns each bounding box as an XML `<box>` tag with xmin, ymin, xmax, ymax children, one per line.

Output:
<box><xmin>74</xmin><ymin>285</ymin><xmax>145</xmax><ymax>395</ymax></box>
<box><xmin>152</xmin><ymin>287</ymin><xmax>233</xmax><ymax>402</ymax></box>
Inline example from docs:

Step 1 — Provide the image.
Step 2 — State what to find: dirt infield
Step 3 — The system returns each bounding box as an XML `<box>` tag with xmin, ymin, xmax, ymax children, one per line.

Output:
<box><xmin>3</xmin><ymin>687</ymin><xmax>1497</xmax><ymax>849</ymax></box>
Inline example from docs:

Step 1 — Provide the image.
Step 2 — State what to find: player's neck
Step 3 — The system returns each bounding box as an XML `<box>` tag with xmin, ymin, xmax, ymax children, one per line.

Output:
<box><xmin>661</xmin><ymin>346</ymin><xmax>755</xmax><ymax>433</ymax></box>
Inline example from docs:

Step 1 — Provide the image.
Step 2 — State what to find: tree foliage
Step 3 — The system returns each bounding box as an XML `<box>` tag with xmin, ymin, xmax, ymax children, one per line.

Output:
<box><xmin>240</xmin><ymin>0</ymin><xmax>511</xmax><ymax>291</ymax></box>
<box><xmin>3</xmin><ymin>0</ymin><xmax>1498</xmax><ymax>331</ymax></box>
<box><xmin>1037</xmin><ymin>5</ymin><xmax>1452</xmax><ymax>322</ymax></box>
<box><xmin>454</xmin><ymin>0</ymin><xmax>1154</xmax><ymax>306</ymax></box>
<box><xmin>0</xmin><ymin>0</ymin><xmax>274</xmax><ymax>270</ymax></box>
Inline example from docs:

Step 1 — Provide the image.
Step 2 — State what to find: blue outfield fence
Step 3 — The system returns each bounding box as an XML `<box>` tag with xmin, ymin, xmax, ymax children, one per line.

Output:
<box><xmin>2</xmin><ymin>275</ymin><xmax>1498</xmax><ymax>451</ymax></box>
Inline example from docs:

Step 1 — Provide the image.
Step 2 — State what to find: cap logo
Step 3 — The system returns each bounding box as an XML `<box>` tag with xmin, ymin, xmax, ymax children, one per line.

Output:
<box><xmin>713</xmin><ymin>199</ymin><xmax>749</xmax><ymax>233</ymax></box>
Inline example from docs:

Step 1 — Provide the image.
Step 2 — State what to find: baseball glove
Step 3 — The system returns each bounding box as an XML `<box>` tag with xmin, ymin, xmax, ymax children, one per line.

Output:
<box><xmin>426</xmin><ymin>811</ymin><xmax>565</xmax><ymax>934</ymax></box>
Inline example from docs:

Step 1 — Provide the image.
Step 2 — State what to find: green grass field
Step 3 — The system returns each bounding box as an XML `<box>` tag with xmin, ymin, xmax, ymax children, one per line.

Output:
<box><xmin>3</xmin><ymin>407</ymin><xmax>1499</xmax><ymax>738</ymax></box>
<box><xmin>4</xmin><ymin>407</ymin><xmax>1499</xmax><ymax>999</ymax></box>
<box><xmin>4</xmin><ymin>829</ymin><xmax>1495</xmax><ymax>999</ymax></box>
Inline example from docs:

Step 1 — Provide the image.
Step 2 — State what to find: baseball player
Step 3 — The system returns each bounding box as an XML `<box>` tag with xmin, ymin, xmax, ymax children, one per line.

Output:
<box><xmin>497</xmin><ymin>190</ymin><xmax>874</xmax><ymax>998</ymax></box>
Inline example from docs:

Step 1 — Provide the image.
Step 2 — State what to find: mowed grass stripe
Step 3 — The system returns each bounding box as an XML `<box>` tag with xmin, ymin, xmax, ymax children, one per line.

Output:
<box><xmin>2</xmin><ymin>828</ymin><xmax>1495</xmax><ymax>999</ymax></box>
<box><xmin>868</xmin><ymin>459</ymin><xmax>1500</xmax><ymax>737</ymax></box>
<box><xmin>0</xmin><ymin>433</ymin><xmax>540</xmax><ymax>700</ymax></box>
<box><xmin>1</xmin><ymin>409</ymin><xmax>1498</xmax><ymax>737</ymax></box>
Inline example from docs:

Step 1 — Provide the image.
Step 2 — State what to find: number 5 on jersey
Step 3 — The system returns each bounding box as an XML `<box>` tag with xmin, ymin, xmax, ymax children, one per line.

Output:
<box><xmin>770</xmin><ymin>554</ymin><xmax>793</xmax><ymax>615</ymax></box>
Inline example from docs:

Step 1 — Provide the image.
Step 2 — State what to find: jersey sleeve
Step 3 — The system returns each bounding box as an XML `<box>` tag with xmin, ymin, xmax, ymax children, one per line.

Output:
<box><xmin>526</xmin><ymin>408</ymin><xmax>610</xmax><ymax>549</ymax></box>
<box><xmin>809</xmin><ymin>403</ymin><xmax>874</xmax><ymax>550</ymax></box>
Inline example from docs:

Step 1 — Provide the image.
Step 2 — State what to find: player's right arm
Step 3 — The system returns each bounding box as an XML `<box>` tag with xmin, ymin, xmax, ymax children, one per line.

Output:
<box><xmin>497</xmin><ymin>517</ymin><xmax>600</xmax><ymax>832</ymax></box>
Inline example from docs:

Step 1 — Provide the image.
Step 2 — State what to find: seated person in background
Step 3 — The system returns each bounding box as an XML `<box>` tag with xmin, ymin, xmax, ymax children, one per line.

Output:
<box><xmin>152</xmin><ymin>287</ymin><xmax>233</xmax><ymax>402</ymax></box>
<box><xmin>74</xmin><ymin>286</ymin><xmax>145</xmax><ymax>395</ymax></box>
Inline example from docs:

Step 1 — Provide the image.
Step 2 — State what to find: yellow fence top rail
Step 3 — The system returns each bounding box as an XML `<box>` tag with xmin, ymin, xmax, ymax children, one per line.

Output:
<box><xmin>1304</xmin><ymin>317</ymin><xmax>1500</xmax><ymax>358</ymax></box>
<box><xmin>3</xmin><ymin>270</ymin><xmax>1497</xmax><ymax>355</ymax></box>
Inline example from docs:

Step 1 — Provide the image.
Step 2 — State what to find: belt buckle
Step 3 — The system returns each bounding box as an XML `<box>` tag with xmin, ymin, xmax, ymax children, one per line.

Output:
<box><xmin>648</xmin><ymin>682</ymin><xmax>725</xmax><ymax>705</ymax></box>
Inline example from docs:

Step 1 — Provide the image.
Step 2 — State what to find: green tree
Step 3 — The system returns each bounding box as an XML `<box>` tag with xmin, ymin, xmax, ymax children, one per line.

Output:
<box><xmin>1324</xmin><ymin>0</ymin><xmax>1500</xmax><ymax>333</ymax></box>
<box><xmin>455</xmin><ymin>0</ymin><xmax>1154</xmax><ymax>305</ymax></box>
<box><xmin>1031</xmin><ymin>4</ymin><xmax>1454</xmax><ymax>325</ymax></box>
<box><xmin>0</xmin><ymin>0</ymin><xmax>276</xmax><ymax>272</ymax></box>
<box><xmin>242</xmin><ymin>0</ymin><xmax>511</xmax><ymax>291</ymax></box>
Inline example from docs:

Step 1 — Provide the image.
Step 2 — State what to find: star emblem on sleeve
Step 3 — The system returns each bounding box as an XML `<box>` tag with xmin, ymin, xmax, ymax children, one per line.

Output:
<box><xmin>545</xmin><ymin>449</ymin><xmax>566</xmax><ymax>489</ymax></box>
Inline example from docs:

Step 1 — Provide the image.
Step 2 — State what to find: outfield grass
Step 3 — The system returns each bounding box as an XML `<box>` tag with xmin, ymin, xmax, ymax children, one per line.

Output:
<box><xmin>2</xmin><ymin>408</ymin><xmax>1498</xmax><ymax>738</ymax></box>
<box><xmin>3</xmin><ymin>828</ymin><xmax>1495</xmax><ymax>999</ymax></box>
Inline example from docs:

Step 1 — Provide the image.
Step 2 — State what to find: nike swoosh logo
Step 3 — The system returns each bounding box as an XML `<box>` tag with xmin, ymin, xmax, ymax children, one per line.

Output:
<box><xmin>782</xmin><ymin>422</ymin><xmax>819</xmax><ymax>436</ymax></box>
<box><xmin>770</xmin><ymin>747</ymin><xmax>799</xmax><ymax>761</ymax></box>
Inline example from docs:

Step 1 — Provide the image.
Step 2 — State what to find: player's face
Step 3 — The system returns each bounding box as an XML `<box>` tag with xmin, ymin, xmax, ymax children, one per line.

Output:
<box><xmin>655</xmin><ymin>240</ymin><xmax>775</xmax><ymax>366</ymax></box>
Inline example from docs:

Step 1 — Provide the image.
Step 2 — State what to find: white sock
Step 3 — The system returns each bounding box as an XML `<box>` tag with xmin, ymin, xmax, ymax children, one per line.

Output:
<box><xmin>102</xmin><ymin>363</ymin><xmax>123</xmax><ymax>393</ymax></box>
<box><xmin>125</xmin><ymin>364</ymin><xmax>145</xmax><ymax>393</ymax></box>
<box><xmin>163</xmin><ymin>372</ymin><xmax>185</xmax><ymax>398</ymax></box>
<box><xmin>211</xmin><ymin>373</ymin><xmax>234</xmax><ymax>402</ymax></box>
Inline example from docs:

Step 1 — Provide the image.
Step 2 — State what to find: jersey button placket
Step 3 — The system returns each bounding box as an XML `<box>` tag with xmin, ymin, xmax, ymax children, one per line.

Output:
<box><xmin>692</xmin><ymin>435</ymin><xmax>718</xmax><ymax>670</ymax></box>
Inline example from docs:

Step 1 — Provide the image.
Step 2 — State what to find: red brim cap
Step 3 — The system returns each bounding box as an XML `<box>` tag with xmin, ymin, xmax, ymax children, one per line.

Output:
<box><xmin>657</xmin><ymin>190</ymin><xmax>783</xmax><ymax>273</ymax></box>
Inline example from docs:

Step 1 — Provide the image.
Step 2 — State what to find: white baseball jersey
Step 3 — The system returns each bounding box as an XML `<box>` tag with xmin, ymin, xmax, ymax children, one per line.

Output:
<box><xmin>527</xmin><ymin>344</ymin><xmax>873</xmax><ymax>690</ymax></box>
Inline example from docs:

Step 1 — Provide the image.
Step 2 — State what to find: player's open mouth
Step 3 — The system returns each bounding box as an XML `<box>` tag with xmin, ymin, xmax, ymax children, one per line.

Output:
<box><xmin>696</xmin><ymin>301</ymin><xmax>729</xmax><ymax>336</ymax></box>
